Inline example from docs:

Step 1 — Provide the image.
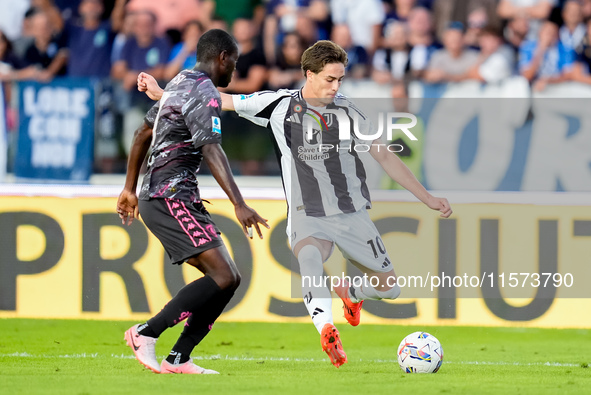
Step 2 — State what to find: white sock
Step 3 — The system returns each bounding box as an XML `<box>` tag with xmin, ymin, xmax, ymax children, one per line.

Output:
<box><xmin>349</xmin><ymin>283</ymin><xmax>401</xmax><ymax>303</ymax></box>
<box><xmin>298</xmin><ymin>245</ymin><xmax>333</xmax><ymax>334</ymax></box>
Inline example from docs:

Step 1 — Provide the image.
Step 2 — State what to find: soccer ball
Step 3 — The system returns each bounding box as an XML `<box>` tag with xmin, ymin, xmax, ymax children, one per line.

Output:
<box><xmin>397</xmin><ymin>331</ymin><xmax>443</xmax><ymax>373</ymax></box>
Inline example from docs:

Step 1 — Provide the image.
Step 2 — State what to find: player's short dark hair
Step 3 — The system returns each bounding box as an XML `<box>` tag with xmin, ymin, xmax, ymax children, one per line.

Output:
<box><xmin>301</xmin><ymin>40</ymin><xmax>348</xmax><ymax>76</ymax></box>
<box><xmin>196</xmin><ymin>29</ymin><xmax>238</xmax><ymax>63</ymax></box>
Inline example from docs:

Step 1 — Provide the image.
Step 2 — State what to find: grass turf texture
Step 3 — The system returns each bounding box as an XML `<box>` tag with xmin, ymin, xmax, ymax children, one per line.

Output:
<box><xmin>0</xmin><ymin>319</ymin><xmax>589</xmax><ymax>394</ymax></box>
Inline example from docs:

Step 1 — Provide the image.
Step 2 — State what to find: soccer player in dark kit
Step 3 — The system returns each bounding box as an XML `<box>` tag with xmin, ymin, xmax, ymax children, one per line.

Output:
<box><xmin>116</xmin><ymin>29</ymin><xmax>269</xmax><ymax>374</ymax></box>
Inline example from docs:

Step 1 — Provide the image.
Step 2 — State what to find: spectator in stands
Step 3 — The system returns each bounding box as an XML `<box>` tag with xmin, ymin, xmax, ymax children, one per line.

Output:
<box><xmin>221</xmin><ymin>17</ymin><xmax>270</xmax><ymax>175</ymax></box>
<box><xmin>112</xmin><ymin>10</ymin><xmax>169</xmax><ymax>152</ymax></box>
<box><xmin>0</xmin><ymin>30</ymin><xmax>23</xmax><ymax>75</ymax></box>
<box><xmin>125</xmin><ymin>0</ymin><xmax>204</xmax><ymax>36</ymax></box>
<box><xmin>433</xmin><ymin>0</ymin><xmax>500</xmax><ymax>43</ymax></box>
<box><xmin>497</xmin><ymin>0</ymin><xmax>556</xmax><ymax>40</ymax></box>
<box><xmin>268</xmin><ymin>32</ymin><xmax>306</xmax><ymax>90</ymax></box>
<box><xmin>13</xmin><ymin>8</ymin><xmax>39</xmax><ymax>59</ymax></box>
<box><xmin>583</xmin><ymin>0</ymin><xmax>591</xmax><ymax>19</ymax></box>
<box><xmin>569</xmin><ymin>18</ymin><xmax>591</xmax><ymax>84</ymax></box>
<box><xmin>294</xmin><ymin>12</ymin><xmax>323</xmax><ymax>46</ymax></box>
<box><xmin>463</xmin><ymin>26</ymin><xmax>515</xmax><ymax>83</ymax></box>
<box><xmin>263</xmin><ymin>0</ymin><xmax>330</xmax><ymax>64</ymax></box>
<box><xmin>203</xmin><ymin>0</ymin><xmax>265</xmax><ymax>32</ymax></box>
<box><xmin>30</xmin><ymin>0</ymin><xmax>64</xmax><ymax>34</ymax></box>
<box><xmin>164</xmin><ymin>20</ymin><xmax>203</xmax><ymax>80</ymax></box>
<box><xmin>464</xmin><ymin>7</ymin><xmax>488</xmax><ymax>49</ymax></box>
<box><xmin>0</xmin><ymin>0</ymin><xmax>31</xmax><ymax>42</ymax></box>
<box><xmin>504</xmin><ymin>15</ymin><xmax>530</xmax><ymax>56</ymax></box>
<box><xmin>384</xmin><ymin>0</ymin><xmax>417</xmax><ymax>25</ymax></box>
<box><xmin>330</xmin><ymin>0</ymin><xmax>385</xmax><ymax>57</ymax></box>
<box><xmin>54</xmin><ymin>0</ymin><xmax>83</xmax><ymax>21</ymax></box>
<box><xmin>111</xmin><ymin>10</ymin><xmax>169</xmax><ymax>92</ymax></box>
<box><xmin>424</xmin><ymin>21</ymin><xmax>479</xmax><ymax>83</ymax></box>
<box><xmin>208</xmin><ymin>16</ymin><xmax>229</xmax><ymax>32</ymax></box>
<box><xmin>111</xmin><ymin>10</ymin><xmax>136</xmax><ymax>64</ymax></box>
<box><xmin>372</xmin><ymin>22</ymin><xmax>410</xmax><ymax>84</ymax></box>
<box><xmin>407</xmin><ymin>6</ymin><xmax>440</xmax><ymax>78</ymax></box>
<box><xmin>331</xmin><ymin>24</ymin><xmax>369</xmax><ymax>79</ymax></box>
<box><xmin>6</xmin><ymin>10</ymin><xmax>68</xmax><ymax>81</ymax></box>
<box><xmin>0</xmin><ymin>30</ymin><xmax>23</xmax><ymax>131</ymax></box>
<box><xmin>223</xmin><ymin>18</ymin><xmax>266</xmax><ymax>93</ymax></box>
<box><xmin>559</xmin><ymin>0</ymin><xmax>585</xmax><ymax>51</ymax></box>
<box><xmin>65</xmin><ymin>0</ymin><xmax>125</xmax><ymax>78</ymax></box>
<box><xmin>519</xmin><ymin>20</ymin><xmax>575</xmax><ymax>91</ymax></box>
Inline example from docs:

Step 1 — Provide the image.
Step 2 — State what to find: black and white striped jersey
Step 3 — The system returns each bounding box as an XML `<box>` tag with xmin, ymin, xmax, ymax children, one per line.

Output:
<box><xmin>233</xmin><ymin>89</ymin><xmax>373</xmax><ymax>217</ymax></box>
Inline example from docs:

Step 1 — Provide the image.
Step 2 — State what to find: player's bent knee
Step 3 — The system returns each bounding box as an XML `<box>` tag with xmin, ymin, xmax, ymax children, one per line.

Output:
<box><xmin>298</xmin><ymin>244</ymin><xmax>322</xmax><ymax>261</ymax></box>
<box><xmin>376</xmin><ymin>284</ymin><xmax>401</xmax><ymax>300</ymax></box>
<box><xmin>233</xmin><ymin>271</ymin><xmax>242</xmax><ymax>289</ymax></box>
<box><xmin>297</xmin><ymin>245</ymin><xmax>323</xmax><ymax>267</ymax></box>
<box><xmin>212</xmin><ymin>269</ymin><xmax>241</xmax><ymax>291</ymax></box>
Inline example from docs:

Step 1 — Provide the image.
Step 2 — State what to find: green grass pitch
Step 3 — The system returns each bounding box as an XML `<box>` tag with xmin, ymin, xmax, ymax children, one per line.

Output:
<box><xmin>1</xmin><ymin>319</ymin><xmax>590</xmax><ymax>394</ymax></box>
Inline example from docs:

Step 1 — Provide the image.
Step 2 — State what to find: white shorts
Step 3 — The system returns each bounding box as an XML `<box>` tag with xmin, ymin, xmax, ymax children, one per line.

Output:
<box><xmin>287</xmin><ymin>208</ymin><xmax>393</xmax><ymax>273</ymax></box>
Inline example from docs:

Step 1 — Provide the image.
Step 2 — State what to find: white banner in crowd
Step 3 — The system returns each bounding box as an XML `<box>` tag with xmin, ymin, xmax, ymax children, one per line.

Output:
<box><xmin>14</xmin><ymin>79</ymin><xmax>95</xmax><ymax>181</ymax></box>
<box><xmin>524</xmin><ymin>83</ymin><xmax>591</xmax><ymax>191</ymax></box>
<box><xmin>416</xmin><ymin>78</ymin><xmax>591</xmax><ymax>192</ymax></box>
<box><xmin>342</xmin><ymin>78</ymin><xmax>591</xmax><ymax>192</ymax></box>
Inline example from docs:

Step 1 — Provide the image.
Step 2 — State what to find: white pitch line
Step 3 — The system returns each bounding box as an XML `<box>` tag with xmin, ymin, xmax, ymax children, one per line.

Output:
<box><xmin>0</xmin><ymin>352</ymin><xmax>587</xmax><ymax>367</ymax></box>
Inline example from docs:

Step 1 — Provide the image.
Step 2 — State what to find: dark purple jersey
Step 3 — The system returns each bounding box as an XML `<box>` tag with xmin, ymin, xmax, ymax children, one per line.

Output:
<box><xmin>139</xmin><ymin>69</ymin><xmax>222</xmax><ymax>203</ymax></box>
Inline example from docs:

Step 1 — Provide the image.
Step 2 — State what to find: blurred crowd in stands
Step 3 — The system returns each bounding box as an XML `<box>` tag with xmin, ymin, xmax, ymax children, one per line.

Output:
<box><xmin>1</xmin><ymin>0</ymin><xmax>591</xmax><ymax>175</ymax></box>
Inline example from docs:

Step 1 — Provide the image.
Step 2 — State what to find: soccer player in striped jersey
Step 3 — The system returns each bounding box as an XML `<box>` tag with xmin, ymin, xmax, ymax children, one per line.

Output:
<box><xmin>138</xmin><ymin>40</ymin><xmax>452</xmax><ymax>368</ymax></box>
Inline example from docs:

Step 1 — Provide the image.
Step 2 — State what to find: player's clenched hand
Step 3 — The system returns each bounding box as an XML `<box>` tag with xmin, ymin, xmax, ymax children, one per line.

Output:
<box><xmin>117</xmin><ymin>190</ymin><xmax>140</xmax><ymax>226</ymax></box>
<box><xmin>427</xmin><ymin>196</ymin><xmax>453</xmax><ymax>218</ymax></box>
<box><xmin>234</xmin><ymin>203</ymin><xmax>270</xmax><ymax>239</ymax></box>
<box><xmin>137</xmin><ymin>72</ymin><xmax>163</xmax><ymax>101</ymax></box>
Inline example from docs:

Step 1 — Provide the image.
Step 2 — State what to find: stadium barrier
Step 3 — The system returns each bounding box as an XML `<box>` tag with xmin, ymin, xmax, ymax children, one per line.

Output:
<box><xmin>316</xmin><ymin>78</ymin><xmax>591</xmax><ymax>192</ymax></box>
<box><xmin>5</xmin><ymin>77</ymin><xmax>591</xmax><ymax>190</ymax></box>
<box><xmin>0</xmin><ymin>186</ymin><xmax>589</xmax><ymax>328</ymax></box>
<box><xmin>411</xmin><ymin>79</ymin><xmax>591</xmax><ymax>192</ymax></box>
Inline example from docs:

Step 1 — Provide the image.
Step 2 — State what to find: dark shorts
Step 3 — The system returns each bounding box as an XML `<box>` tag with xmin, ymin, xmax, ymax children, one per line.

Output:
<box><xmin>139</xmin><ymin>198</ymin><xmax>223</xmax><ymax>265</ymax></box>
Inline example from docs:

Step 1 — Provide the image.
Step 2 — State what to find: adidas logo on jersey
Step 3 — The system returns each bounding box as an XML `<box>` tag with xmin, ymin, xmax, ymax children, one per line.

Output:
<box><xmin>286</xmin><ymin>114</ymin><xmax>301</xmax><ymax>124</ymax></box>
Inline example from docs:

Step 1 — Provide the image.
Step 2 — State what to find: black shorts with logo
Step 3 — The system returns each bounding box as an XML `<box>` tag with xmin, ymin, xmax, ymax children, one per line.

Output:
<box><xmin>139</xmin><ymin>198</ymin><xmax>223</xmax><ymax>265</ymax></box>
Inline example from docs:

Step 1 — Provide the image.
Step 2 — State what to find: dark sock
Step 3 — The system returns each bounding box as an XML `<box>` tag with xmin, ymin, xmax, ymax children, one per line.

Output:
<box><xmin>166</xmin><ymin>349</ymin><xmax>191</xmax><ymax>365</ymax></box>
<box><xmin>136</xmin><ymin>322</ymin><xmax>157</xmax><ymax>338</ymax></box>
<box><xmin>146</xmin><ymin>275</ymin><xmax>222</xmax><ymax>337</ymax></box>
<box><xmin>169</xmin><ymin>289</ymin><xmax>235</xmax><ymax>359</ymax></box>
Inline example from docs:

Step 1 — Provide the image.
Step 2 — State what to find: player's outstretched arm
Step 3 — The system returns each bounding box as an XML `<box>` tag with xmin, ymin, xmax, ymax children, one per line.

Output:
<box><xmin>137</xmin><ymin>72</ymin><xmax>164</xmax><ymax>100</ymax></box>
<box><xmin>138</xmin><ymin>72</ymin><xmax>237</xmax><ymax>111</ymax></box>
<box><xmin>370</xmin><ymin>143</ymin><xmax>453</xmax><ymax>218</ymax></box>
<box><xmin>202</xmin><ymin>143</ymin><xmax>270</xmax><ymax>238</ymax></box>
<box><xmin>219</xmin><ymin>92</ymin><xmax>235</xmax><ymax>111</ymax></box>
<box><xmin>117</xmin><ymin>121</ymin><xmax>153</xmax><ymax>225</ymax></box>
